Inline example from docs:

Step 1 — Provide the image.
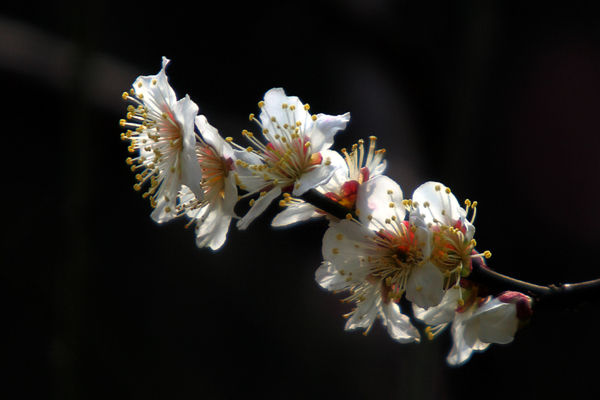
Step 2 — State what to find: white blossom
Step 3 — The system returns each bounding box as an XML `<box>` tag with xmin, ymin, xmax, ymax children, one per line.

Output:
<box><xmin>414</xmin><ymin>286</ymin><xmax>532</xmax><ymax>366</ymax></box>
<box><xmin>234</xmin><ymin>88</ymin><xmax>350</xmax><ymax>230</ymax></box>
<box><xmin>178</xmin><ymin>115</ymin><xmax>238</xmax><ymax>250</ymax></box>
<box><xmin>120</xmin><ymin>57</ymin><xmax>203</xmax><ymax>223</ymax></box>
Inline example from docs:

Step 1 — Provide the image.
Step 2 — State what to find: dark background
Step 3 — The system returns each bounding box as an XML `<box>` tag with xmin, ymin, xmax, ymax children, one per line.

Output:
<box><xmin>2</xmin><ymin>1</ymin><xmax>600</xmax><ymax>399</ymax></box>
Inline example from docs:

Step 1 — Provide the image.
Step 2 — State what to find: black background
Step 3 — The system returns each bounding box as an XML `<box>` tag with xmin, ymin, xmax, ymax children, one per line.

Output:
<box><xmin>2</xmin><ymin>1</ymin><xmax>600</xmax><ymax>399</ymax></box>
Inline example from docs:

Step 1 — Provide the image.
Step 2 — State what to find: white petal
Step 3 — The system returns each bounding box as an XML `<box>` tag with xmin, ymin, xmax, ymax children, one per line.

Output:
<box><xmin>356</xmin><ymin>175</ymin><xmax>405</xmax><ymax>229</ymax></box>
<box><xmin>315</xmin><ymin>261</ymin><xmax>353</xmax><ymax>292</ymax></box>
<box><xmin>271</xmin><ymin>202</ymin><xmax>320</xmax><ymax>227</ymax></box>
<box><xmin>180</xmin><ymin>144</ymin><xmax>204</xmax><ymax>201</ymax></box>
<box><xmin>259</xmin><ymin>88</ymin><xmax>308</xmax><ymax>131</ymax></box>
<box><xmin>222</xmin><ymin>172</ymin><xmax>239</xmax><ymax>217</ymax></box>
<box><xmin>380</xmin><ymin>302</ymin><xmax>420</xmax><ymax>343</ymax></box>
<box><xmin>237</xmin><ymin>187</ymin><xmax>282</xmax><ymax>230</ymax></box>
<box><xmin>309</xmin><ymin>112</ymin><xmax>351</xmax><ymax>152</ymax></box>
<box><xmin>196</xmin><ymin>115</ymin><xmax>235</xmax><ymax>160</ymax></box>
<box><xmin>413</xmin><ymin>181</ymin><xmax>464</xmax><ymax>226</ymax></box>
<box><xmin>345</xmin><ymin>289</ymin><xmax>380</xmax><ymax>331</ymax></box>
<box><xmin>406</xmin><ymin>261</ymin><xmax>444</xmax><ymax>309</ymax></box>
<box><xmin>413</xmin><ymin>286</ymin><xmax>460</xmax><ymax>325</ymax></box>
<box><xmin>467</xmin><ymin>299</ymin><xmax>518</xmax><ymax>344</ymax></box>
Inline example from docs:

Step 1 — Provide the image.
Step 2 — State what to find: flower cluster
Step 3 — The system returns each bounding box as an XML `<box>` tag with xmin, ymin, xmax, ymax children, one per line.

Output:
<box><xmin>120</xmin><ymin>58</ymin><xmax>534</xmax><ymax>365</ymax></box>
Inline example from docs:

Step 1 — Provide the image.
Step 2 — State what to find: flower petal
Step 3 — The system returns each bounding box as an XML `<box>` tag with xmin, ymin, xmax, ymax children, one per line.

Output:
<box><xmin>380</xmin><ymin>302</ymin><xmax>420</xmax><ymax>343</ymax></box>
<box><xmin>406</xmin><ymin>261</ymin><xmax>444</xmax><ymax>309</ymax></box>
<box><xmin>356</xmin><ymin>175</ymin><xmax>405</xmax><ymax>229</ymax></box>
<box><xmin>272</xmin><ymin>202</ymin><xmax>320</xmax><ymax>227</ymax></box>
<box><xmin>237</xmin><ymin>187</ymin><xmax>282</xmax><ymax>230</ymax></box>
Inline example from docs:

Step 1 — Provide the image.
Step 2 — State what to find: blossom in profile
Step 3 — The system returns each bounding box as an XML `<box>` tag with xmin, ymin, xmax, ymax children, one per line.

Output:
<box><xmin>235</xmin><ymin>88</ymin><xmax>350</xmax><ymax>230</ymax></box>
<box><xmin>120</xmin><ymin>57</ymin><xmax>203</xmax><ymax>223</ymax></box>
<box><xmin>414</xmin><ymin>281</ymin><xmax>533</xmax><ymax>366</ymax></box>
<box><xmin>177</xmin><ymin>115</ymin><xmax>238</xmax><ymax>250</ymax></box>
<box><xmin>316</xmin><ymin>175</ymin><xmax>445</xmax><ymax>342</ymax></box>
<box><xmin>273</xmin><ymin>136</ymin><xmax>386</xmax><ymax>226</ymax></box>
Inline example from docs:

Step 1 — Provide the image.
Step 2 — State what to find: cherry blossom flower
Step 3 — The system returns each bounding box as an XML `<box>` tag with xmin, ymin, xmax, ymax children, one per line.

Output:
<box><xmin>177</xmin><ymin>115</ymin><xmax>238</xmax><ymax>250</ymax></box>
<box><xmin>414</xmin><ymin>282</ymin><xmax>533</xmax><ymax>366</ymax></box>
<box><xmin>234</xmin><ymin>88</ymin><xmax>350</xmax><ymax>230</ymax></box>
<box><xmin>120</xmin><ymin>57</ymin><xmax>203</xmax><ymax>223</ymax></box>
<box><xmin>272</xmin><ymin>136</ymin><xmax>386</xmax><ymax>226</ymax></box>
<box><xmin>315</xmin><ymin>175</ymin><xmax>445</xmax><ymax>342</ymax></box>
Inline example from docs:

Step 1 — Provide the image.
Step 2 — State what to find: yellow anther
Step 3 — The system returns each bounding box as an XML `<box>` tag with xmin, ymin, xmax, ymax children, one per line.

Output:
<box><xmin>445</xmin><ymin>187</ymin><xmax>451</xmax><ymax>194</ymax></box>
<box><xmin>389</xmin><ymin>202</ymin><xmax>395</xmax><ymax>208</ymax></box>
<box><xmin>126</xmin><ymin>157</ymin><xmax>133</xmax><ymax>165</ymax></box>
<box><xmin>355</xmin><ymin>209</ymin><xmax>361</xmax><ymax>216</ymax></box>
<box><xmin>258</xmin><ymin>101</ymin><xmax>265</xmax><ymax>108</ymax></box>
<box><xmin>332</xmin><ymin>248</ymin><xmax>339</xmax><ymax>255</ymax></box>
<box><xmin>336</xmin><ymin>234</ymin><xmax>344</xmax><ymax>240</ymax></box>
<box><xmin>151</xmin><ymin>79</ymin><xmax>157</xmax><ymax>85</ymax></box>
<box><xmin>282</xmin><ymin>103</ymin><xmax>288</xmax><ymax>109</ymax></box>
<box><xmin>279</xmin><ymin>200</ymin><xmax>286</xmax><ymax>207</ymax></box>
<box><xmin>226</xmin><ymin>137</ymin><xmax>233</xmax><ymax>142</ymax></box>
<box><xmin>387</xmin><ymin>189</ymin><xmax>393</xmax><ymax>194</ymax></box>
<box><xmin>457</xmin><ymin>299</ymin><xmax>465</xmax><ymax>307</ymax></box>
<box><xmin>304</xmin><ymin>104</ymin><xmax>310</xmax><ymax>110</ymax></box>
<box><xmin>483</xmin><ymin>251</ymin><xmax>492</xmax><ymax>258</ymax></box>
<box><xmin>246</xmin><ymin>146</ymin><xmax>253</xmax><ymax>152</ymax></box>
<box><xmin>133</xmin><ymin>183</ymin><xmax>141</xmax><ymax>191</ymax></box>
<box><xmin>435</xmin><ymin>185</ymin><xmax>441</xmax><ymax>191</ymax></box>
<box><xmin>249</xmin><ymin>199</ymin><xmax>255</xmax><ymax>206</ymax></box>
<box><xmin>260</xmin><ymin>191</ymin><xmax>267</xmax><ymax>197</ymax></box>
<box><xmin>346</xmin><ymin>213</ymin><xmax>353</xmax><ymax>221</ymax></box>
<box><xmin>119</xmin><ymin>119</ymin><xmax>127</xmax><ymax>127</ymax></box>
<box><xmin>311</xmin><ymin>115</ymin><xmax>317</xmax><ymax>121</ymax></box>
<box><xmin>137</xmin><ymin>82</ymin><xmax>142</xmax><ymax>88</ymax></box>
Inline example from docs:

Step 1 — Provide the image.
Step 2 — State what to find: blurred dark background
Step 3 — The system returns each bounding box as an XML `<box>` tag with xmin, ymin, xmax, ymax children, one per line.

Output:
<box><xmin>2</xmin><ymin>1</ymin><xmax>600</xmax><ymax>399</ymax></box>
